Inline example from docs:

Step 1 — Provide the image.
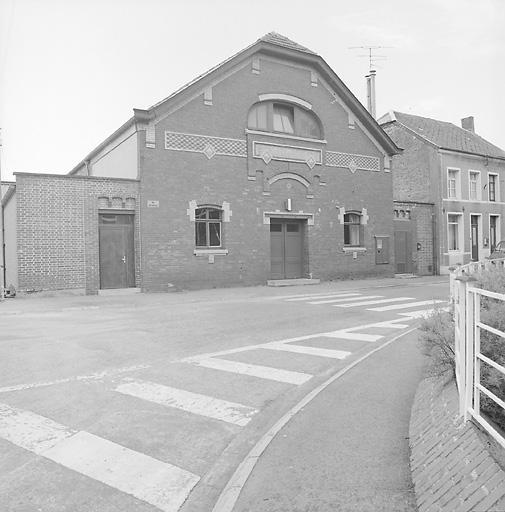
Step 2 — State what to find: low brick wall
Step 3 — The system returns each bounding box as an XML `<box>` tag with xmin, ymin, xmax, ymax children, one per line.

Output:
<box><xmin>409</xmin><ymin>377</ymin><xmax>505</xmax><ymax>512</ymax></box>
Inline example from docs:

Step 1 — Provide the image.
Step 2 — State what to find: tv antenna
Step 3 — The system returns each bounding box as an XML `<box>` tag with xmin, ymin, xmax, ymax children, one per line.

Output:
<box><xmin>348</xmin><ymin>46</ymin><xmax>393</xmax><ymax>119</ymax></box>
<box><xmin>348</xmin><ymin>45</ymin><xmax>393</xmax><ymax>72</ymax></box>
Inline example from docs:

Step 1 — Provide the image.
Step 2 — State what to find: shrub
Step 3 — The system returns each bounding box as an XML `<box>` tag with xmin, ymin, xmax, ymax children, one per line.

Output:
<box><xmin>418</xmin><ymin>308</ymin><xmax>455</xmax><ymax>377</ymax></box>
<box><xmin>473</xmin><ymin>264</ymin><xmax>505</xmax><ymax>295</ymax></box>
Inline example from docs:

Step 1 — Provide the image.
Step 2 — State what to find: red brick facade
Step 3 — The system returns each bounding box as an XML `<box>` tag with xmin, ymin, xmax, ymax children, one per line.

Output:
<box><xmin>138</xmin><ymin>47</ymin><xmax>396</xmax><ymax>291</ymax></box>
<box><xmin>15</xmin><ymin>173</ymin><xmax>140</xmax><ymax>294</ymax></box>
<box><xmin>9</xmin><ymin>34</ymin><xmax>399</xmax><ymax>293</ymax></box>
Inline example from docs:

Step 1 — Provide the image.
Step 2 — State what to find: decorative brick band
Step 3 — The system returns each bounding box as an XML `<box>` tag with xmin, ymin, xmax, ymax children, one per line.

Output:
<box><xmin>326</xmin><ymin>151</ymin><xmax>380</xmax><ymax>173</ymax></box>
<box><xmin>409</xmin><ymin>376</ymin><xmax>505</xmax><ymax>511</ymax></box>
<box><xmin>165</xmin><ymin>131</ymin><xmax>247</xmax><ymax>159</ymax></box>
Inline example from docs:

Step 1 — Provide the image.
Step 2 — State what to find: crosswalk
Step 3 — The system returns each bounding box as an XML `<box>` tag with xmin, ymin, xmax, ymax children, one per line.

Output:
<box><xmin>272</xmin><ymin>290</ymin><xmax>447</xmax><ymax>314</ymax></box>
<box><xmin>0</xmin><ymin>402</ymin><xmax>200</xmax><ymax>512</ymax></box>
<box><xmin>0</xmin><ymin>292</ymin><xmax>448</xmax><ymax>512</ymax></box>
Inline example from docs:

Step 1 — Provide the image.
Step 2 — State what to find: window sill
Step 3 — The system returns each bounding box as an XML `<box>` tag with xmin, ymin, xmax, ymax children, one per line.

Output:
<box><xmin>342</xmin><ymin>246</ymin><xmax>366</xmax><ymax>253</ymax></box>
<box><xmin>194</xmin><ymin>248</ymin><xmax>228</xmax><ymax>256</ymax></box>
<box><xmin>245</xmin><ymin>129</ymin><xmax>327</xmax><ymax>145</ymax></box>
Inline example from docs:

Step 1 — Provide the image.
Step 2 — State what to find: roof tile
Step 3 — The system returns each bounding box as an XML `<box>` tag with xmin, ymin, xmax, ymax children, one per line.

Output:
<box><xmin>259</xmin><ymin>32</ymin><xmax>317</xmax><ymax>55</ymax></box>
<box><xmin>393</xmin><ymin>111</ymin><xmax>505</xmax><ymax>159</ymax></box>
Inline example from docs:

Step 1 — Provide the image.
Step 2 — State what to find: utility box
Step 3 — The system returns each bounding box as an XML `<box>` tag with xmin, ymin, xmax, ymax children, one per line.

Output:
<box><xmin>375</xmin><ymin>236</ymin><xmax>390</xmax><ymax>264</ymax></box>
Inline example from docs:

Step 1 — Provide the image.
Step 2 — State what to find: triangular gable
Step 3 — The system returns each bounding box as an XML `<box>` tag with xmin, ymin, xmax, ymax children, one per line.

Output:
<box><xmin>70</xmin><ymin>33</ymin><xmax>399</xmax><ymax>174</ymax></box>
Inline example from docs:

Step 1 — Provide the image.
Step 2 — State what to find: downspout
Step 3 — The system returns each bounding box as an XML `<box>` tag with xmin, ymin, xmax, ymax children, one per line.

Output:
<box><xmin>1</xmin><ymin>195</ymin><xmax>5</xmax><ymax>298</ymax></box>
<box><xmin>436</xmin><ymin>151</ymin><xmax>444</xmax><ymax>275</ymax></box>
<box><xmin>0</xmin><ymin>130</ymin><xmax>4</xmax><ymax>300</ymax></box>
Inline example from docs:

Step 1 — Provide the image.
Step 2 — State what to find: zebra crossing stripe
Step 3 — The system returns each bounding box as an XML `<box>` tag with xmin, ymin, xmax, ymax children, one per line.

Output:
<box><xmin>287</xmin><ymin>293</ymin><xmax>361</xmax><ymax>302</ymax></box>
<box><xmin>308</xmin><ymin>295</ymin><xmax>382</xmax><ymax>305</ymax></box>
<box><xmin>0</xmin><ymin>403</ymin><xmax>199</xmax><ymax>512</ymax></box>
<box><xmin>193</xmin><ymin>358</ymin><xmax>312</xmax><ymax>385</ymax></box>
<box><xmin>271</xmin><ymin>291</ymin><xmax>356</xmax><ymax>300</ymax></box>
<box><xmin>368</xmin><ymin>300</ymin><xmax>446</xmax><ymax>312</ymax></box>
<box><xmin>323</xmin><ymin>331</ymin><xmax>383</xmax><ymax>342</ymax></box>
<box><xmin>115</xmin><ymin>379</ymin><xmax>257</xmax><ymax>427</ymax></box>
<box><xmin>262</xmin><ymin>343</ymin><xmax>351</xmax><ymax>360</ymax></box>
<box><xmin>399</xmin><ymin>307</ymin><xmax>450</xmax><ymax>318</ymax></box>
<box><xmin>335</xmin><ymin>297</ymin><xmax>415</xmax><ymax>308</ymax></box>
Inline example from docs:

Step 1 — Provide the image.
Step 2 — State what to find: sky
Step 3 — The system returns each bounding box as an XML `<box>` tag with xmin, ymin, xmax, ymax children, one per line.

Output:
<box><xmin>1</xmin><ymin>0</ymin><xmax>504</xmax><ymax>182</ymax></box>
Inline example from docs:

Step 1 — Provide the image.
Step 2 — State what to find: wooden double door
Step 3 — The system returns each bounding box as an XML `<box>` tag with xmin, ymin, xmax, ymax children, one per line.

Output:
<box><xmin>270</xmin><ymin>219</ymin><xmax>304</xmax><ymax>279</ymax></box>
<box><xmin>98</xmin><ymin>213</ymin><xmax>135</xmax><ymax>289</ymax></box>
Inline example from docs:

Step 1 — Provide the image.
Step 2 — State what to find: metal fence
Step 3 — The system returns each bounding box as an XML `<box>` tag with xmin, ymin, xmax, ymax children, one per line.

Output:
<box><xmin>451</xmin><ymin>258</ymin><xmax>505</xmax><ymax>450</ymax></box>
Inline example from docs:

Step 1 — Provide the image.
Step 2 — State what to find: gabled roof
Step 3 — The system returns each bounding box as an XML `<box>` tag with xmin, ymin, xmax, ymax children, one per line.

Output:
<box><xmin>69</xmin><ymin>32</ymin><xmax>399</xmax><ymax>174</ymax></box>
<box><xmin>379</xmin><ymin>111</ymin><xmax>505</xmax><ymax>160</ymax></box>
<box><xmin>259</xmin><ymin>32</ymin><xmax>316</xmax><ymax>54</ymax></box>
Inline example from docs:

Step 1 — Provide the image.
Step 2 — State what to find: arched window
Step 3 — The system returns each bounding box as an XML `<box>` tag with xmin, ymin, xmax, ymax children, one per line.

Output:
<box><xmin>195</xmin><ymin>207</ymin><xmax>222</xmax><ymax>247</ymax></box>
<box><xmin>247</xmin><ymin>101</ymin><xmax>322</xmax><ymax>139</ymax></box>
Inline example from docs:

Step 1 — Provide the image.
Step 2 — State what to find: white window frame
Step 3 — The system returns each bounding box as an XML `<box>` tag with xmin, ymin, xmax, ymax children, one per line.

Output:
<box><xmin>194</xmin><ymin>207</ymin><xmax>223</xmax><ymax>249</ymax></box>
<box><xmin>468</xmin><ymin>170</ymin><xmax>481</xmax><ymax>201</ymax></box>
<box><xmin>447</xmin><ymin>168</ymin><xmax>461</xmax><ymax>199</ymax></box>
<box><xmin>343</xmin><ymin>211</ymin><xmax>364</xmax><ymax>247</ymax></box>
<box><xmin>488</xmin><ymin>172</ymin><xmax>499</xmax><ymax>202</ymax></box>
<box><xmin>489</xmin><ymin>214</ymin><xmax>501</xmax><ymax>251</ymax></box>
<box><xmin>447</xmin><ymin>212</ymin><xmax>463</xmax><ymax>252</ymax></box>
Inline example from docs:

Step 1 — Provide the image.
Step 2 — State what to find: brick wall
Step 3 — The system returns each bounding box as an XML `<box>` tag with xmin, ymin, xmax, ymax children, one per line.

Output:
<box><xmin>139</xmin><ymin>54</ymin><xmax>395</xmax><ymax>291</ymax></box>
<box><xmin>16</xmin><ymin>173</ymin><xmax>140</xmax><ymax>294</ymax></box>
<box><xmin>383</xmin><ymin>123</ymin><xmax>439</xmax><ymax>275</ymax></box>
<box><xmin>382</xmin><ymin>123</ymin><xmax>439</xmax><ymax>204</ymax></box>
<box><xmin>394</xmin><ymin>201</ymin><xmax>434</xmax><ymax>275</ymax></box>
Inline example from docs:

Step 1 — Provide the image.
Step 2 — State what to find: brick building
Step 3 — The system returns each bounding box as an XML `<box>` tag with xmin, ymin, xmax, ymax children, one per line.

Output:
<box><xmin>379</xmin><ymin>111</ymin><xmax>505</xmax><ymax>274</ymax></box>
<box><xmin>3</xmin><ymin>33</ymin><xmax>399</xmax><ymax>294</ymax></box>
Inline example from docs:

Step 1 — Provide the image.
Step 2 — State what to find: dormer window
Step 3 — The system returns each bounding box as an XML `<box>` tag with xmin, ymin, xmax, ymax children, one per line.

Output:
<box><xmin>248</xmin><ymin>101</ymin><xmax>322</xmax><ymax>139</ymax></box>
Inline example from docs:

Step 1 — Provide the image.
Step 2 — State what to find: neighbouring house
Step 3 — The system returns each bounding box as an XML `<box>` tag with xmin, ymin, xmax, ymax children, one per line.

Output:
<box><xmin>1</xmin><ymin>181</ymin><xmax>16</xmax><ymax>292</ymax></box>
<box><xmin>3</xmin><ymin>33</ymin><xmax>399</xmax><ymax>294</ymax></box>
<box><xmin>378</xmin><ymin>111</ymin><xmax>505</xmax><ymax>275</ymax></box>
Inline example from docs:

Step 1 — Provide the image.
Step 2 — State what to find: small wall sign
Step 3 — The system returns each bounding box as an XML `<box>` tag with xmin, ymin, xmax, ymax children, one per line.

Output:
<box><xmin>147</xmin><ymin>200</ymin><xmax>159</xmax><ymax>208</ymax></box>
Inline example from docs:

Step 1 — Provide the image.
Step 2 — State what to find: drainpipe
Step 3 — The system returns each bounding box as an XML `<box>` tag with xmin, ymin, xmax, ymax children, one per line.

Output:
<box><xmin>0</xmin><ymin>130</ymin><xmax>4</xmax><ymax>300</ymax></box>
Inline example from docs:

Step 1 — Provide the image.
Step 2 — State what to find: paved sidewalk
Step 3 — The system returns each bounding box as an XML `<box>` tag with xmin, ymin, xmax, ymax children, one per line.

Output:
<box><xmin>230</xmin><ymin>329</ymin><xmax>425</xmax><ymax>512</ymax></box>
<box><xmin>0</xmin><ymin>275</ymin><xmax>448</xmax><ymax>314</ymax></box>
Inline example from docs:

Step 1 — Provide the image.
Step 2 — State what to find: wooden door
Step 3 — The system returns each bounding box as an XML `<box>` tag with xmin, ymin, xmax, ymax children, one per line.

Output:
<box><xmin>471</xmin><ymin>216</ymin><xmax>479</xmax><ymax>261</ymax></box>
<box><xmin>270</xmin><ymin>220</ymin><xmax>304</xmax><ymax>279</ymax></box>
<box><xmin>394</xmin><ymin>230</ymin><xmax>412</xmax><ymax>273</ymax></box>
<box><xmin>99</xmin><ymin>214</ymin><xmax>135</xmax><ymax>289</ymax></box>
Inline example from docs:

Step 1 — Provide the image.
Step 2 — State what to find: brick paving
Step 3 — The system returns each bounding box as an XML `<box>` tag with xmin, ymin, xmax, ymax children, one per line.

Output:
<box><xmin>409</xmin><ymin>377</ymin><xmax>505</xmax><ymax>511</ymax></box>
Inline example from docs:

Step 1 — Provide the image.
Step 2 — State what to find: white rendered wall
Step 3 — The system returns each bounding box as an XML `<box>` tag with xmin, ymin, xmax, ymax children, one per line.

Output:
<box><xmin>91</xmin><ymin>133</ymin><xmax>138</xmax><ymax>179</ymax></box>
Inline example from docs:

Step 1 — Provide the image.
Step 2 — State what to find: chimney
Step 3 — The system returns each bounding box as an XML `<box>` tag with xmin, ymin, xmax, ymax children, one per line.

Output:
<box><xmin>461</xmin><ymin>116</ymin><xmax>475</xmax><ymax>133</ymax></box>
<box><xmin>366</xmin><ymin>69</ymin><xmax>376</xmax><ymax>119</ymax></box>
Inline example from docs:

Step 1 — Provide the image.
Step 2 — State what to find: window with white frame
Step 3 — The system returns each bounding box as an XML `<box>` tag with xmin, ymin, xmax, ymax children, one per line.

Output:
<box><xmin>448</xmin><ymin>214</ymin><xmax>462</xmax><ymax>251</ymax></box>
<box><xmin>344</xmin><ymin>212</ymin><xmax>364</xmax><ymax>246</ymax></box>
<box><xmin>469</xmin><ymin>171</ymin><xmax>481</xmax><ymax>200</ymax></box>
<box><xmin>490</xmin><ymin>215</ymin><xmax>500</xmax><ymax>251</ymax></box>
<box><xmin>447</xmin><ymin>169</ymin><xmax>460</xmax><ymax>198</ymax></box>
<box><xmin>247</xmin><ymin>101</ymin><xmax>322</xmax><ymax>139</ymax></box>
<box><xmin>488</xmin><ymin>173</ymin><xmax>499</xmax><ymax>202</ymax></box>
<box><xmin>195</xmin><ymin>207</ymin><xmax>222</xmax><ymax>247</ymax></box>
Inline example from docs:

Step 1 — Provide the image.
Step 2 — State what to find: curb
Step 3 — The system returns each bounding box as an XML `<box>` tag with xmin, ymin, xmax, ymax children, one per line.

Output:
<box><xmin>211</xmin><ymin>326</ymin><xmax>419</xmax><ymax>512</ymax></box>
<box><xmin>409</xmin><ymin>376</ymin><xmax>505</xmax><ymax>511</ymax></box>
